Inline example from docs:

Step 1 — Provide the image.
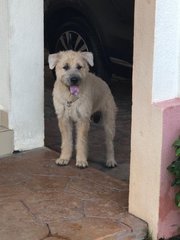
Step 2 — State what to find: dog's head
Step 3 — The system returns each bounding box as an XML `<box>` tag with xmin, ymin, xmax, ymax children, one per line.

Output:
<box><xmin>48</xmin><ymin>50</ymin><xmax>94</xmax><ymax>95</ymax></box>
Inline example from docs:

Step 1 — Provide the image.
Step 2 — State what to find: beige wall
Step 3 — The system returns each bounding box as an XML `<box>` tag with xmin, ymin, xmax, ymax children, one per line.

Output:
<box><xmin>129</xmin><ymin>0</ymin><xmax>180</xmax><ymax>238</ymax></box>
<box><xmin>129</xmin><ymin>1</ymin><xmax>160</xmax><ymax>233</ymax></box>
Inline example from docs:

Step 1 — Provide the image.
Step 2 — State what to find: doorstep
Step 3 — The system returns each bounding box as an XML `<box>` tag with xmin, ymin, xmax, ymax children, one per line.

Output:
<box><xmin>0</xmin><ymin>148</ymin><xmax>147</xmax><ymax>240</ymax></box>
<box><xmin>0</xmin><ymin>125</ymin><xmax>14</xmax><ymax>157</ymax></box>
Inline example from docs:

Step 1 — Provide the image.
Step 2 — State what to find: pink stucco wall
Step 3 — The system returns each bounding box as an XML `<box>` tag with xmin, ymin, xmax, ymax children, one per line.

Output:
<box><xmin>155</xmin><ymin>98</ymin><xmax>180</xmax><ymax>239</ymax></box>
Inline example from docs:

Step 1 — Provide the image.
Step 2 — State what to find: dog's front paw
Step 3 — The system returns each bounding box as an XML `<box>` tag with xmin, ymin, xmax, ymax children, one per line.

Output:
<box><xmin>76</xmin><ymin>159</ymin><xmax>88</xmax><ymax>168</ymax></box>
<box><xmin>106</xmin><ymin>159</ymin><xmax>117</xmax><ymax>168</ymax></box>
<box><xmin>56</xmin><ymin>158</ymin><xmax>70</xmax><ymax>166</ymax></box>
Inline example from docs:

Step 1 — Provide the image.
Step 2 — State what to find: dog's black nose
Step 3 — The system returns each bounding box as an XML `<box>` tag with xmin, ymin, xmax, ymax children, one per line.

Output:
<box><xmin>70</xmin><ymin>76</ymin><xmax>79</xmax><ymax>85</ymax></box>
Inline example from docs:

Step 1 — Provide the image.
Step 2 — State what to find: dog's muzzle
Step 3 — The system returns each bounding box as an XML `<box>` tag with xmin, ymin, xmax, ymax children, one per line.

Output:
<box><xmin>68</xmin><ymin>75</ymin><xmax>81</xmax><ymax>96</ymax></box>
<box><xmin>69</xmin><ymin>75</ymin><xmax>81</xmax><ymax>86</ymax></box>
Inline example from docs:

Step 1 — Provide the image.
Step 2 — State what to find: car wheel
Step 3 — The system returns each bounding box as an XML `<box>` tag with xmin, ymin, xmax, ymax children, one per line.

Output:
<box><xmin>50</xmin><ymin>17</ymin><xmax>111</xmax><ymax>83</ymax></box>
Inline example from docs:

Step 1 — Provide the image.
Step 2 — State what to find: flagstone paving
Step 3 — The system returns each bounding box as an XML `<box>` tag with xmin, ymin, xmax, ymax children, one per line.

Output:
<box><xmin>0</xmin><ymin>148</ymin><xmax>147</xmax><ymax>240</ymax></box>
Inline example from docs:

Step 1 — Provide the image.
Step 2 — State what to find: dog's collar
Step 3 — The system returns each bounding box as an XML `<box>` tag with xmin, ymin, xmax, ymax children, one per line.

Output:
<box><xmin>66</xmin><ymin>94</ymin><xmax>79</xmax><ymax>108</ymax></box>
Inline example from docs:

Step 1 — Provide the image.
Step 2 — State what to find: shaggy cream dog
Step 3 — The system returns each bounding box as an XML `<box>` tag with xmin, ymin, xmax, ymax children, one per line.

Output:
<box><xmin>48</xmin><ymin>50</ymin><xmax>117</xmax><ymax>168</ymax></box>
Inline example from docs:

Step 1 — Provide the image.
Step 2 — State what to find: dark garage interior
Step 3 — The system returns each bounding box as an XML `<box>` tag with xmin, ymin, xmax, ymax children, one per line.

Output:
<box><xmin>44</xmin><ymin>0</ymin><xmax>134</xmax><ymax>181</ymax></box>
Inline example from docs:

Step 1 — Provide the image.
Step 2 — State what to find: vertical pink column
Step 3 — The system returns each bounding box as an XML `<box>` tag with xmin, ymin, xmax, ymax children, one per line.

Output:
<box><xmin>156</xmin><ymin>98</ymin><xmax>180</xmax><ymax>238</ymax></box>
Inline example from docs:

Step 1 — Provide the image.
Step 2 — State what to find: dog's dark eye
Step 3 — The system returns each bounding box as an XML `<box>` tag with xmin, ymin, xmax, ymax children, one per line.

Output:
<box><xmin>63</xmin><ymin>64</ymin><xmax>70</xmax><ymax>71</ymax></box>
<box><xmin>77</xmin><ymin>64</ymin><xmax>82</xmax><ymax>70</ymax></box>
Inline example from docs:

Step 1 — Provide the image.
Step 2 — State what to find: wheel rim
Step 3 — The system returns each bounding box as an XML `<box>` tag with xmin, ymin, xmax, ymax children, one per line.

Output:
<box><xmin>55</xmin><ymin>31</ymin><xmax>89</xmax><ymax>52</ymax></box>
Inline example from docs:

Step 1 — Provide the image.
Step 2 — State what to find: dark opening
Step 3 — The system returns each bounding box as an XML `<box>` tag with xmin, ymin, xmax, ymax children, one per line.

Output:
<box><xmin>44</xmin><ymin>0</ymin><xmax>134</xmax><ymax>182</ymax></box>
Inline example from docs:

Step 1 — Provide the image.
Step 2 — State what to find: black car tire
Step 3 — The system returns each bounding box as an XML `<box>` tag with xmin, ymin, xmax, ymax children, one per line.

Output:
<box><xmin>49</xmin><ymin>17</ymin><xmax>111</xmax><ymax>83</ymax></box>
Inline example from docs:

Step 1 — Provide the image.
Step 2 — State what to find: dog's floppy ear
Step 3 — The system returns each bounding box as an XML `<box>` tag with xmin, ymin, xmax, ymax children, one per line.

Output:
<box><xmin>48</xmin><ymin>53</ymin><xmax>59</xmax><ymax>70</ymax></box>
<box><xmin>81</xmin><ymin>52</ymin><xmax>94</xmax><ymax>67</ymax></box>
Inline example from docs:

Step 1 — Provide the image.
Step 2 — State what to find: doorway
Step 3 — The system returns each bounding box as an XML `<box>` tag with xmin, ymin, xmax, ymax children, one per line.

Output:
<box><xmin>44</xmin><ymin>0</ymin><xmax>134</xmax><ymax>181</ymax></box>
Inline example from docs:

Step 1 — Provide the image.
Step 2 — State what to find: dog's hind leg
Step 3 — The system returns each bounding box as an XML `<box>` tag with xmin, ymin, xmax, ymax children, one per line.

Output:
<box><xmin>103</xmin><ymin>106</ymin><xmax>117</xmax><ymax>168</ymax></box>
<box><xmin>56</xmin><ymin>118</ymin><xmax>73</xmax><ymax>166</ymax></box>
<box><xmin>75</xmin><ymin>120</ymin><xmax>90</xmax><ymax>168</ymax></box>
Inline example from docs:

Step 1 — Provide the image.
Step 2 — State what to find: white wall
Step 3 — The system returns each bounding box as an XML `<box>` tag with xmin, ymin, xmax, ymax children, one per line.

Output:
<box><xmin>0</xmin><ymin>0</ymin><xmax>44</xmax><ymax>150</ymax></box>
<box><xmin>0</xmin><ymin>0</ymin><xmax>10</xmax><ymax>111</ymax></box>
<box><xmin>152</xmin><ymin>0</ymin><xmax>180</xmax><ymax>101</ymax></box>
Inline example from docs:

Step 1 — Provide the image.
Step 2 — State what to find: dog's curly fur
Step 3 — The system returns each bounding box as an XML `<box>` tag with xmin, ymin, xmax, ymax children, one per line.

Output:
<box><xmin>48</xmin><ymin>50</ymin><xmax>117</xmax><ymax>168</ymax></box>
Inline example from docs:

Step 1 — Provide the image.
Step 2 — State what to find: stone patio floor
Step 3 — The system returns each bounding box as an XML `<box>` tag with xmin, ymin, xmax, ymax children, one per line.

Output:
<box><xmin>0</xmin><ymin>148</ymin><xmax>147</xmax><ymax>240</ymax></box>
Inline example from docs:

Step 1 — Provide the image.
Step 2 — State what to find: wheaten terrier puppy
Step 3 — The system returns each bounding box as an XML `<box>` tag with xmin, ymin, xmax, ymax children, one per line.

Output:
<box><xmin>48</xmin><ymin>50</ymin><xmax>117</xmax><ymax>168</ymax></box>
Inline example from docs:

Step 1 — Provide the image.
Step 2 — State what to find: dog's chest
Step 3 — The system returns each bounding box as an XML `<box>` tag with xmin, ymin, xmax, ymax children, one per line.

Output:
<box><xmin>64</xmin><ymin>101</ymin><xmax>82</xmax><ymax>121</ymax></box>
<box><xmin>53</xmin><ymin>86</ymin><xmax>93</xmax><ymax>121</ymax></box>
<box><xmin>56</xmin><ymin>98</ymin><xmax>91</xmax><ymax>122</ymax></box>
